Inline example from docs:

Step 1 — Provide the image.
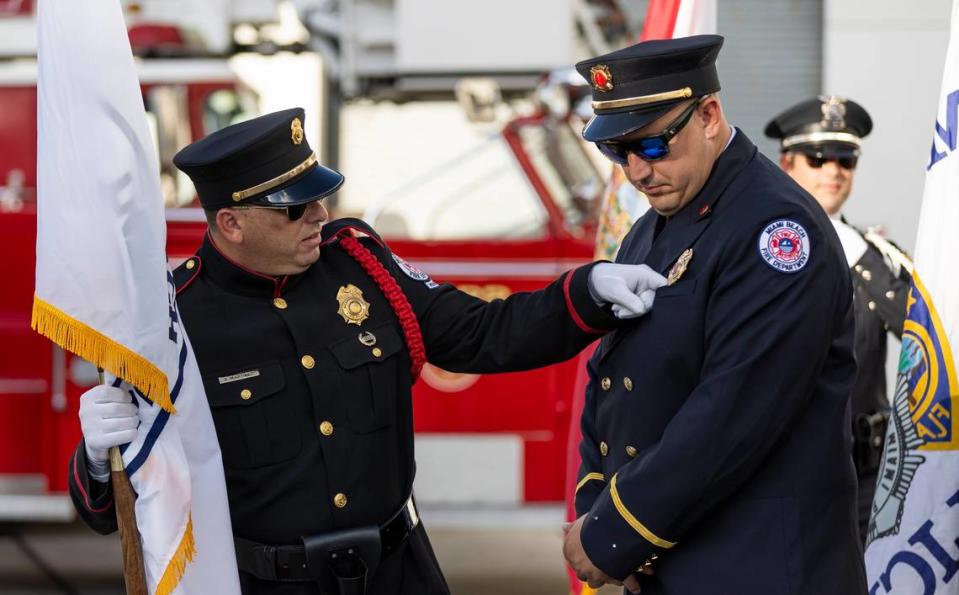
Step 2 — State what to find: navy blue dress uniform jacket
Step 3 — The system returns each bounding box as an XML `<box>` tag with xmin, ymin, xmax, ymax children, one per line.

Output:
<box><xmin>68</xmin><ymin>219</ymin><xmax>619</xmax><ymax>595</ymax></box>
<box><xmin>573</xmin><ymin>131</ymin><xmax>868</xmax><ymax>594</ymax></box>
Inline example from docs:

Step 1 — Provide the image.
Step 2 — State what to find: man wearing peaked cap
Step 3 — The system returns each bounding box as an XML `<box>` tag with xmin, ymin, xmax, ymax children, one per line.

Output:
<box><xmin>564</xmin><ymin>36</ymin><xmax>866</xmax><ymax>593</ymax></box>
<box><xmin>65</xmin><ymin>108</ymin><xmax>671</xmax><ymax>594</ymax></box>
<box><xmin>767</xmin><ymin>97</ymin><xmax>913</xmax><ymax>543</ymax></box>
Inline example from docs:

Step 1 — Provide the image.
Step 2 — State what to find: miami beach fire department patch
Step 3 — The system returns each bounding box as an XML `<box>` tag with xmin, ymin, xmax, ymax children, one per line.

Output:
<box><xmin>392</xmin><ymin>253</ymin><xmax>438</xmax><ymax>288</ymax></box>
<box><xmin>758</xmin><ymin>219</ymin><xmax>810</xmax><ymax>273</ymax></box>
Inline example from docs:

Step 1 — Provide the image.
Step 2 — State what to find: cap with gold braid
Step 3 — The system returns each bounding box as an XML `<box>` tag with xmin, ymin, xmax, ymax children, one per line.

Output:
<box><xmin>173</xmin><ymin>107</ymin><xmax>344</xmax><ymax>210</ymax></box>
<box><xmin>576</xmin><ymin>35</ymin><xmax>724</xmax><ymax>142</ymax></box>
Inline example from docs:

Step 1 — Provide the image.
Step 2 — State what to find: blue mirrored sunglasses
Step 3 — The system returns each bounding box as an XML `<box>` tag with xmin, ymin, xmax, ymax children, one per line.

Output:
<box><xmin>597</xmin><ymin>96</ymin><xmax>706</xmax><ymax>165</ymax></box>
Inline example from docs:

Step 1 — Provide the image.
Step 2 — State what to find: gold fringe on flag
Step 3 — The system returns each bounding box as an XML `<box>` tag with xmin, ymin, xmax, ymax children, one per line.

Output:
<box><xmin>155</xmin><ymin>513</ymin><xmax>196</xmax><ymax>595</ymax></box>
<box><xmin>31</xmin><ymin>296</ymin><xmax>175</xmax><ymax>413</ymax></box>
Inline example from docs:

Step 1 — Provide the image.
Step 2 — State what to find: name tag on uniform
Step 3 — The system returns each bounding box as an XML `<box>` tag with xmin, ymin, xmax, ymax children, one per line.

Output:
<box><xmin>218</xmin><ymin>370</ymin><xmax>260</xmax><ymax>384</ymax></box>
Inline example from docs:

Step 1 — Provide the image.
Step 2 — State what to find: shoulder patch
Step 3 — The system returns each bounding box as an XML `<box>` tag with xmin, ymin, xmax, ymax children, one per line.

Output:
<box><xmin>392</xmin><ymin>253</ymin><xmax>438</xmax><ymax>288</ymax></box>
<box><xmin>757</xmin><ymin>219</ymin><xmax>810</xmax><ymax>273</ymax></box>
<box><xmin>172</xmin><ymin>256</ymin><xmax>202</xmax><ymax>294</ymax></box>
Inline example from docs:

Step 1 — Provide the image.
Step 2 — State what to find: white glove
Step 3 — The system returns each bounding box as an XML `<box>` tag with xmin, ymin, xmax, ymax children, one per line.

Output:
<box><xmin>79</xmin><ymin>385</ymin><xmax>138</xmax><ymax>480</ymax></box>
<box><xmin>588</xmin><ymin>263</ymin><xmax>668</xmax><ymax>319</ymax></box>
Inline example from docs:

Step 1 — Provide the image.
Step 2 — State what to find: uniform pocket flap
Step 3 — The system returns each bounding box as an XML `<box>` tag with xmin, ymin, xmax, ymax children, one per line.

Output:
<box><xmin>205</xmin><ymin>362</ymin><xmax>286</xmax><ymax>408</ymax></box>
<box><xmin>329</xmin><ymin>323</ymin><xmax>403</xmax><ymax>370</ymax></box>
<box><xmin>656</xmin><ymin>279</ymin><xmax>698</xmax><ymax>298</ymax></box>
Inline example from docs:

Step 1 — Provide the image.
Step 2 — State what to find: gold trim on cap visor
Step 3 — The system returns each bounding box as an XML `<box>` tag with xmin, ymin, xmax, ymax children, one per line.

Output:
<box><xmin>592</xmin><ymin>87</ymin><xmax>693</xmax><ymax>111</ymax></box>
<box><xmin>782</xmin><ymin>132</ymin><xmax>861</xmax><ymax>150</ymax></box>
<box><xmin>232</xmin><ymin>152</ymin><xmax>318</xmax><ymax>202</ymax></box>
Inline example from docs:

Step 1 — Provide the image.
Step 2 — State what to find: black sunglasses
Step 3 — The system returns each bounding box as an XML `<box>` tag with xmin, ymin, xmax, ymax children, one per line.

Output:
<box><xmin>802</xmin><ymin>153</ymin><xmax>859</xmax><ymax>170</ymax></box>
<box><xmin>234</xmin><ymin>201</ymin><xmax>314</xmax><ymax>221</ymax></box>
<box><xmin>597</xmin><ymin>96</ymin><xmax>707</xmax><ymax>165</ymax></box>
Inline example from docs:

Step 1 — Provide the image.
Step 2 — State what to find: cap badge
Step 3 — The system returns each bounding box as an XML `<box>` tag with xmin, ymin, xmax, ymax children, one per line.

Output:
<box><xmin>667</xmin><ymin>249</ymin><xmax>694</xmax><ymax>286</ymax></box>
<box><xmin>819</xmin><ymin>96</ymin><xmax>847</xmax><ymax>130</ymax></box>
<box><xmin>291</xmin><ymin>117</ymin><xmax>304</xmax><ymax>145</ymax></box>
<box><xmin>336</xmin><ymin>284</ymin><xmax>370</xmax><ymax>325</ymax></box>
<box><xmin>590</xmin><ymin>65</ymin><xmax>614</xmax><ymax>92</ymax></box>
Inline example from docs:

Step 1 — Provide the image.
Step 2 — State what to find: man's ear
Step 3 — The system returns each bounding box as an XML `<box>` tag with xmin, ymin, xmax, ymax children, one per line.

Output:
<box><xmin>779</xmin><ymin>152</ymin><xmax>794</xmax><ymax>171</ymax></box>
<box><xmin>700</xmin><ymin>96</ymin><xmax>724</xmax><ymax>139</ymax></box>
<box><xmin>215</xmin><ymin>208</ymin><xmax>244</xmax><ymax>244</ymax></box>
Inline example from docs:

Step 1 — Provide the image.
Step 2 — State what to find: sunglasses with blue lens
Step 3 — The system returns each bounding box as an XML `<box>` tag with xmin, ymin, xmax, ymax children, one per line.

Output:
<box><xmin>597</xmin><ymin>96</ymin><xmax>706</xmax><ymax>165</ymax></box>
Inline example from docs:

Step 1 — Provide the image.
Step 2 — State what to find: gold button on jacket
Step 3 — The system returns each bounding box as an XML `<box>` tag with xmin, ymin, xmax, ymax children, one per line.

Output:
<box><xmin>601</xmin><ymin>377</ymin><xmax>611</xmax><ymax>390</ymax></box>
<box><xmin>240</xmin><ymin>389</ymin><xmax>252</xmax><ymax>400</ymax></box>
<box><xmin>624</xmin><ymin>377</ymin><xmax>633</xmax><ymax>391</ymax></box>
<box><xmin>334</xmin><ymin>493</ymin><xmax>348</xmax><ymax>508</ymax></box>
<box><xmin>301</xmin><ymin>355</ymin><xmax>315</xmax><ymax>369</ymax></box>
<box><xmin>600</xmin><ymin>441</ymin><xmax>608</xmax><ymax>456</ymax></box>
<box><xmin>319</xmin><ymin>421</ymin><xmax>333</xmax><ymax>436</ymax></box>
<box><xmin>273</xmin><ymin>297</ymin><xmax>288</xmax><ymax>309</ymax></box>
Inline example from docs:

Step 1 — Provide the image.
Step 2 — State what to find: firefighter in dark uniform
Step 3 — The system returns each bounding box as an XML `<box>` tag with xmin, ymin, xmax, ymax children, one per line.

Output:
<box><xmin>67</xmin><ymin>108</ymin><xmax>668</xmax><ymax>595</ymax></box>
<box><xmin>562</xmin><ymin>36</ymin><xmax>866</xmax><ymax>593</ymax></box>
<box><xmin>765</xmin><ymin>97</ymin><xmax>912</xmax><ymax>542</ymax></box>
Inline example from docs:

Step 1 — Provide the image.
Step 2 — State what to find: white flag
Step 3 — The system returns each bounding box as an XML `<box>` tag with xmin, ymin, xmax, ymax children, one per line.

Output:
<box><xmin>864</xmin><ymin>1</ymin><xmax>959</xmax><ymax>592</ymax></box>
<box><xmin>32</xmin><ymin>1</ymin><xmax>239</xmax><ymax>593</ymax></box>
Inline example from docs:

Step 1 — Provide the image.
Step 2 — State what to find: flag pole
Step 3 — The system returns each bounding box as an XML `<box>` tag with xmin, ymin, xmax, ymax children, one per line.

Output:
<box><xmin>98</xmin><ymin>371</ymin><xmax>148</xmax><ymax>595</ymax></box>
<box><xmin>110</xmin><ymin>446</ymin><xmax>148</xmax><ymax>595</ymax></box>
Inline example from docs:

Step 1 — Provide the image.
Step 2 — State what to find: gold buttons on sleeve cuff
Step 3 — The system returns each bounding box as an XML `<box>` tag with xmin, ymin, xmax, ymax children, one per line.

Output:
<box><xmin>372</xmin><ymin>347</ymin><xmax>383</xmax><ymax>358</ymax></box>
<box><xmin>320</xmin><ymin>421</ymin><xmax>333</xmax><ymax>436</ymax></box>
<box><xmin>334</xmin><ymin>493</ymin><xmax>348</xmax><ymax>508</ymax></box>
<box><xmin>301</xmin><ymin>355</ymin><xmax>315</xmax><ymax>369</ymax></box>
<box><xmin>600</xmin><ymin>441</ymin><xmax>609</xmax><ymax>456</ymax></box>
<box><xmin>624</xmin><ymin>377</ymin><xmax>633</xmax><ymax>391</ymax></box>
<box><xmin>886</xmin><ymin>290</ymin><xmax>896</xmax><ymax>300</ymax></box>
<box><xmin>868</xmin><ymin>301</ymin><xmax>877</xmax><ymax>311</ymax></box>
<box><xmin>601</xmin><ymin>377</ymin><xmax>611</xmax><ymax>391</ymax></box>
<box><xmin>626</xmin><ymin>446</ymin><xmax>638</xmax><ymax>458</ymax></box>
<box><xmin>185</xmin><ymin>259</ymin><xmax>196</xmax><ymax>270</ymax></box>
<box><xmin>240</xmin><ymin>389</ymin><xmax>252</xmax><ymax>400</ymax></box>
<box><xmin>273</xmin><ymin>297</ymin><xmax>288</xmax><ymax>309</ymax></box>
<box><xmin>861</xmin><ymin>270</ymin><xmax>873</xmax><ymax>281</ymax></box>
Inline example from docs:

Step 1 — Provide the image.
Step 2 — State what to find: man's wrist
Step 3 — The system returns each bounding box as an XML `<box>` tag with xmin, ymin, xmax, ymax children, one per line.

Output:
<box><xmin>87</xmin><ymin>456</ymin><xmax>111</xmax><ymax>483</ymax></box>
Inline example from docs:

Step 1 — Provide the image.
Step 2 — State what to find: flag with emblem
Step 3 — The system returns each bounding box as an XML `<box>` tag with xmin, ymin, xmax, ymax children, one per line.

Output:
<box><xmin>864</xmin><ymin>1</ymin><xmax>959</xmax><ymax>592</ymax></box>
<box><xmin>564</xmin><ymin>2</ymin><xmax>716</xmax><ymax>593</ymax></box>
<box><xmin>32</xmin><ymin>1</ymin><xmax>239</xmax><ymax>593</ymax></box>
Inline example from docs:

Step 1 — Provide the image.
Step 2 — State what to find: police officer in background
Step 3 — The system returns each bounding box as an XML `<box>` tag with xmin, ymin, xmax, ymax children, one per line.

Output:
<box><xmin>765</xmin><ymin>97</ymin><xmax>912</xmax><ymax>541</ymax></box>
<box><xmin>563</xmin><ymin>36</ymin><xmax>866</xmax><ymax>593</ymax></box>
<box><xmin>67</xmin><ymin>108</ymin><xmax>669</xmax><ymax>595</ymax></box>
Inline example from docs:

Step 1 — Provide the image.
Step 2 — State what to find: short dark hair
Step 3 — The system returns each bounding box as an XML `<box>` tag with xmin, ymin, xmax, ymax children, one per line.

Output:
<box><xmin>203</xmin><ymin>208</ymin><xmax>217</xmax><ymax>228</ymax></box>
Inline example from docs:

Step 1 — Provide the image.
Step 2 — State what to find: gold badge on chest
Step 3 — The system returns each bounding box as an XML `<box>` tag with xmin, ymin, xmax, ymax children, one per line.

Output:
<box><xmin>336</xmin><ymin>284</ymin><xmax>370</xmax><ymax>325</ymax></box>
<box><xmin>667</xmin><ymin>248</ymin><xmax>694</xmax><ymax>286</ymax></box>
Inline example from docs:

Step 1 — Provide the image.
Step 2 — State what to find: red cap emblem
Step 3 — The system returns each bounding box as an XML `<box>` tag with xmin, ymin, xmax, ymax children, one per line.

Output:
<box><xmin>590</xmin><ymin>65</ymin><xmax>613</xmax><ymax>92</ymax></box>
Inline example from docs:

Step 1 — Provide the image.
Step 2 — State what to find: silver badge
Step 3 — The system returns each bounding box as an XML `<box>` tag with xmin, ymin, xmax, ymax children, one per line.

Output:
<box><xmin>819</xmin><ymin>95</ymin><xmax>847</xmax><ymax>130</ymax></box>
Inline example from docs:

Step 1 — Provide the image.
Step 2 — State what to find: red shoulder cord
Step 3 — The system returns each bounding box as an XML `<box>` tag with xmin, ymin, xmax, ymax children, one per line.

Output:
<box><xmin>337</xmin><ymin>234</ymin><xmax>427</xmax><ymax>382</ymax></box>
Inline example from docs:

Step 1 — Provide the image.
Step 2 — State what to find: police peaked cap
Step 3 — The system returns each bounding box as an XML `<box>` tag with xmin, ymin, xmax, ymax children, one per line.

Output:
<box><xmin>764</xmin><ymin>96</ymin><xmax>873</xmax><ymax>154</ymax></box>
<box><xmin>173</xmin><ymin>107</ymin><xmax>344</xmax><ymax>210</ymax></box>
<box><xmin>576</xmin><ymin>34</ymin><xmax>724</xmax><ymax>142</ymax></box>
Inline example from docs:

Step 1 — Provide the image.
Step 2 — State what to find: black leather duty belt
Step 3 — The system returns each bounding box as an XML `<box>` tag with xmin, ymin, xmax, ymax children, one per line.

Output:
<box><xmin>234</xmin><ymin>495</ymin><xmax>420</xmax><ymax>583</ymax></box>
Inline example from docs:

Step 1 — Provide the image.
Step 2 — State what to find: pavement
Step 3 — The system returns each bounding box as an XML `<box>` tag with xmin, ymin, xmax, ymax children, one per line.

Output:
<box><xmin>0</xmin><ymin>517</ymin><xmax>621</xmax><ymax>595</ymax></box>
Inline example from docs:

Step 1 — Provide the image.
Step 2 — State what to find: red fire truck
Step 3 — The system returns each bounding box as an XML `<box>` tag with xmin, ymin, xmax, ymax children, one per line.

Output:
<box><xmin>0</xmin><ymin>3</ymin><xmax>606</xmax><ymax>520</ymax></box>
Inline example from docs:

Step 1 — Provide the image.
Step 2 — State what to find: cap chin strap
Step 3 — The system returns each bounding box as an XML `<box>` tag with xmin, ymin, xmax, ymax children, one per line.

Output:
<box><xmin>782</xmin><ymin>132</ymin><xmax>861</xmax><ymax>150</ymax></box>
<box><xmin>231</xmin><ymin>152</ymin><xmax>319</xmax><ymax>203</ymax></box>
